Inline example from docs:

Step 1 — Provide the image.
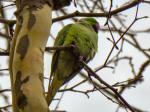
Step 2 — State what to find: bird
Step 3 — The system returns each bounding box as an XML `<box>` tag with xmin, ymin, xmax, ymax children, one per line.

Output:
<box><xmin>46</xmin><ymin>17</ymin><xmax>99</xmax><ymax>105</ymax></box>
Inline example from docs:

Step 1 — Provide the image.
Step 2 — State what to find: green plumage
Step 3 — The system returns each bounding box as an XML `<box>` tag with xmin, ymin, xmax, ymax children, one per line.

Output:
<box><xmin>47</xmin><ymin>17</ymin><xmax>99</xmax><ymax>105</ymax></box>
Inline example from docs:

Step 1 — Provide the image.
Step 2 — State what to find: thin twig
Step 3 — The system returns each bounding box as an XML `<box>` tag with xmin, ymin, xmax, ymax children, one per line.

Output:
<box><xmin>80</xmin><ymin>60</ymin><xmax>135</xmax><ymax>112</ymax></box>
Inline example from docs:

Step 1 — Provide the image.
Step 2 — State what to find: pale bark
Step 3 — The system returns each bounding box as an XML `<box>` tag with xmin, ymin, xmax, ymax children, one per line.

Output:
<box><xmin>10</xmin><ymin>1</ymin><xmax>52</xmax><ymax>112</ymax></box>
<box><xmin>9</xmin><ymin>0</ymin><xmax>71</xmax><ymax>112</ymax></box>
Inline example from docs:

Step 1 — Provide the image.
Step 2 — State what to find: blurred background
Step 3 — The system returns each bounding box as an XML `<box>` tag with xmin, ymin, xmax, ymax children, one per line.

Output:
<box><xmin>0</xmin><ymin>0</ymin><xmax>150</xmax><ymax>112</ymax></box>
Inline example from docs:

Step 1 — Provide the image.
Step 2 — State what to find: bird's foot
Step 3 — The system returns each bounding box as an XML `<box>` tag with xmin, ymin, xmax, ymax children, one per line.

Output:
<box><xmin>79</xmin><ymin>56</ymin><xmax>84</xmax><ymax>61</ymax></box>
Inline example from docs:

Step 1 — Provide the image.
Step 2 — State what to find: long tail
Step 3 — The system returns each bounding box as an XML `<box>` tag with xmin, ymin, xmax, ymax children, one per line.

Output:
<box><xmin>46</xmin><ymin>74</ymin><xmax>63</xmax><ymax>106</ymax></box>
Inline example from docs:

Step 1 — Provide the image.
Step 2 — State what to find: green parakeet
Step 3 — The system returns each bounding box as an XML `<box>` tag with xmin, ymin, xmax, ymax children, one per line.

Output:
<box><xmin>47</xmin><ymin>17</ymin><xmax>99</xmax><ymax>105</ymax></box>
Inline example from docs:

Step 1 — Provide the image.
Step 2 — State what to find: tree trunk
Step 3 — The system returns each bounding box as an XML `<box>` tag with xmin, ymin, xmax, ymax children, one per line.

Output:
<box><xmin>9</xmin><ymin>0</ymin><xmax>71</xmax><ymax>111</ymax></box>
<box><xmin>10</xmin><ymin>1</ymin><xmax>52</xmax><ymax>112</ymax></box>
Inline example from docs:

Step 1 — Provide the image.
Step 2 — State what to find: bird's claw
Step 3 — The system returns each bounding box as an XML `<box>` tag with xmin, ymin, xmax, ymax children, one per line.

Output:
<box><xmin>79</xmin><ymin>56</ymin><xmax>84</xmax><ymax>62</ymax></box>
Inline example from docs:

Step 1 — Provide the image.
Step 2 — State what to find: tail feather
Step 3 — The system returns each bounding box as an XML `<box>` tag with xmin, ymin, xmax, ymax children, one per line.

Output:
<box><xmin>46</xmin><ymin>74</ymin><xmax>63</xmax><ymax>105</ymax></box>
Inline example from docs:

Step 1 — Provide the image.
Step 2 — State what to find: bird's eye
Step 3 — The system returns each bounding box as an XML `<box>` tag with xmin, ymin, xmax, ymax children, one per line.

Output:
<box><xmin>92</xmin><ymin>23</ymin><xmax>100</xmax><ymax>33</ymax></box>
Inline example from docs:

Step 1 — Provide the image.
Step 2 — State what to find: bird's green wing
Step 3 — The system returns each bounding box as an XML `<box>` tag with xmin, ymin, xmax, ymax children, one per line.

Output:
<box><xmin>54</xmin><ymin>24</ymin><xmax>73</xmax><ymax>46</ymax></box>
<box><xmin>50</xmin><ymin>24</ymin><xmax>73</xmax><ymax>80</ymax></box>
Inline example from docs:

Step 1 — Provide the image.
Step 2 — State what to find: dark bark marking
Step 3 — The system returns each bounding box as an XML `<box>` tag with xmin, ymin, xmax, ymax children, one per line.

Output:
<box><xmin>22</xmin><ymin>76</ymin><xmax>30</xmax><ymax>84</ymax></box>
<box><xmin>16</xmin><ymin>35</ymin><xmax>30</xmax><ymax>60</ymax></box>
<box><xmin>39</xmin><ymin>73</ymin><xmax>43</xmax><ymax>83</ymax></box>
<box><xmin>17</xmin><ymin>94</ymin><xmax>28</xmax><ymax>110</ymax></box>
<box><xmin>14</xmin><ymin>71</ymin><xmax>29</xmax><ymax>110</ymax></box>
<box><xmin>28</xmin><ymin>13</ymin><xmax>36</xmax><ymax>30</ymax></box>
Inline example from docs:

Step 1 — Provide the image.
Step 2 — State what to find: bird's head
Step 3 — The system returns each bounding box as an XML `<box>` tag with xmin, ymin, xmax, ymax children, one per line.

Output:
<box><xmin>78</xmin><ymin>17</ymin><xmax>100</xmax><ymax>33</ymax></box>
